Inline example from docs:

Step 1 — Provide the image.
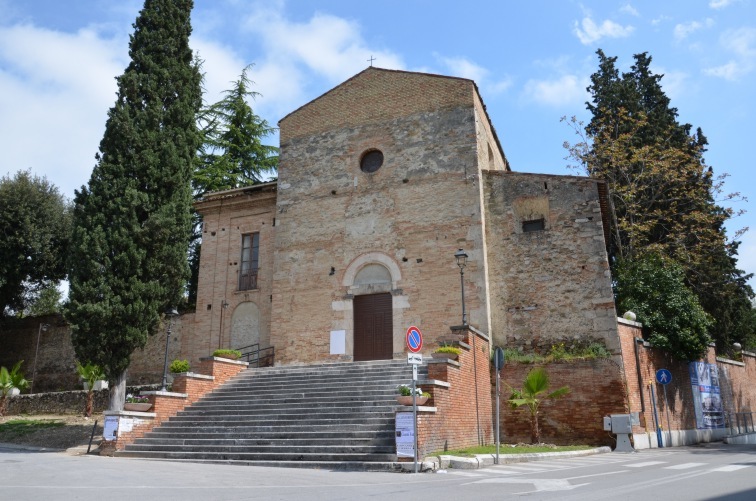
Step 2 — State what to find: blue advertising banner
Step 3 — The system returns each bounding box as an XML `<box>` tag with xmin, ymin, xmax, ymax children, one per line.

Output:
<box><xmin>688</xmin><ymin>362</ymin><xmax>724</xmax><ymax>429</ymax></box>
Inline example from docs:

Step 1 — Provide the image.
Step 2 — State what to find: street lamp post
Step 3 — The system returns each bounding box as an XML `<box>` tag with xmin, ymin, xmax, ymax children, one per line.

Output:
<box><xmin>160</xmin><ymin>307</ymin><xmax>179</xmax><ymax>392</ymax></box>
<box><xmin>30</xmin><ymin>322</ymin><xmax>49</xmax><ymax>394</ymax></box>
<box><xmin>455</xmin><ymin>248</ymin><xmax>468</xmax><ymax>325</ymax></box>
<box><xmin>219</xmin><ymin>299</ymin><xmax>229</xmax><ymax>349</ymax></box>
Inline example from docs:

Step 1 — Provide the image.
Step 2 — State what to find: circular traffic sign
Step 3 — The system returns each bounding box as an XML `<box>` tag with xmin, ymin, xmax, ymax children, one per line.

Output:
<box><xmin>656</xmin><ymin>369</ymin><xmax>672</xmax><ymax>385</ymax></box>
<box><xmin>406</xmin><ymin>326</ymin><xmax>423</xmax><ymax>353</ymax></box>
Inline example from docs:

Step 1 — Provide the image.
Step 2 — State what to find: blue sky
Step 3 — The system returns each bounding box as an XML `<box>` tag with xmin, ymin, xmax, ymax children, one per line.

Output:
<box><xmin>1</xmin><ymin>0</ymin><xmax>754</xmax><ymax>288</ymax></box>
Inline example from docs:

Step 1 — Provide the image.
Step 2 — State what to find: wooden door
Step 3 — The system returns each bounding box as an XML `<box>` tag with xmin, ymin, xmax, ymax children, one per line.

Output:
<box><xmin>353</xmin><ymin>293</ymin><xmax>393</xmax><ymax>361</ymax></box>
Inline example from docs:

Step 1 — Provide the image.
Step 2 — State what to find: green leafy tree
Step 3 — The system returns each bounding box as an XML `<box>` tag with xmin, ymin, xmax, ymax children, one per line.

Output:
<box><xmin>25</xmin><ymin>284</ymin><xmax>63</xmax><ymax>317</ymax></box>
<box><xmin>186</xmin><ymin>65</ymin><xmax>278</xmax><ymax>306</ymax></box>
<box><xmin>615</xmin><ymin>254</ymin><xmax>712</xmax><ymax>360</ymax></box>
<box><xmin>508</xmin><ymin>368</ymin><xmax>569</xmax><ymax>444</ymax></box>
<box><xmin>0</xmin><ymin>170</ymin><xmax>71</xmax><ymax>316</ymax></box>
<box><xmin>565</xmin><ymin>50</ymin><xmax>753</xmax><ymax>354</ymax></box>
<box><xmin>64</xmin><ymin>0</ymin><xmax>201</xmax><ymax>410</ymax></box>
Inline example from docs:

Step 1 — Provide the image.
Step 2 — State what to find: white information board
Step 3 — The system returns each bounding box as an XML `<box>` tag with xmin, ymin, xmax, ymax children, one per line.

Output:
<box><xmin>330</xmin><ymin>330</ymin><xmax>346</xmax><ymax>355</ymax></box>
<box><xmin>395</xmin><ymin>411</ymin><xmax>415</xmax><ymax>458</ymax></box>
<box><xmin>103</xmin><ymin>415</ymin><xmax>118</xmax><ymax>441</ymax></box>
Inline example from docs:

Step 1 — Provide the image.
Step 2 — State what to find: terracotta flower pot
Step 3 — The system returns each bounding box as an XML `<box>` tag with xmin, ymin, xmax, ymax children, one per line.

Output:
<box><xmin>396</xmin><ymin>395</ymin><xmax>428</xmax><ymax>406</ymax></box>
<box><xmin>124</xmin><ymin>402</ymin><xmax>152</xmax><ymax>412</ymax></box>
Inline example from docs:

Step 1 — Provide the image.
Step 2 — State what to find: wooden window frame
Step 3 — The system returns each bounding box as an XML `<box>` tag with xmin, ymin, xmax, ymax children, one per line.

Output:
<box><xmin>239</xmin><ymin>232</ymin><xmax>259</xmax><ymax>291</ymax></box>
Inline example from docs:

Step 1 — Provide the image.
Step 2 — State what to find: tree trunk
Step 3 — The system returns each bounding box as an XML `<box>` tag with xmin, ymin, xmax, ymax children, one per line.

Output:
<box><xmin>85</xmin><ymin>390</ymin><xmax>93</xmax><ymax>417</ymax></box>
<box><xmin>531</xmin><ymin>412</ymin><xmax>541</xmax><ymax>444</ymax></box>
<box><xmin>109</xmin><ymin>370</ymin><xmax>127</xmax><ymax>411</ymax></box>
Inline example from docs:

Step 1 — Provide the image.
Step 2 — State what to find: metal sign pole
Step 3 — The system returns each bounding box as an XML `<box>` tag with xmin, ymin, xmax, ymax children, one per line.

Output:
<box><xmin>663</xmin><ymin>384</ymin><xmax>672</xmax><ymax>447</ymax></box>
<box><xmin>496</xmin><ymin>368</ymin><xmax>500</xmax><ymax>464</ymax></box>
<box><xmin>412</xmin><ymin>365</ymin><xmax>418</xmax><ymax>474</ymax></box>
<box><xmin>650</xmin><ymin>383</ymin><xmax>663</xmax><ymax>448</ymax></box>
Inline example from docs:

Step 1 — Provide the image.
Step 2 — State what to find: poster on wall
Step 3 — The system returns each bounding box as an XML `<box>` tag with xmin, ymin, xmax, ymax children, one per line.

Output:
<box><xmin>395</xmin><ymin>412</ymin><xmax>415</xmax><ymax>458</ymax></box>
<box><xmin>689</xmin><ymin>362</ymin><xmax>725</xmax><ymax>429</ymax></box>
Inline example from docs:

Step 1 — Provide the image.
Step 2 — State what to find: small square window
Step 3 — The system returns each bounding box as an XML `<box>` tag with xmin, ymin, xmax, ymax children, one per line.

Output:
<box><xmin>522</xmin><ymin>218</ymin><xmax>545</xmax><ymax>232</ymax></box>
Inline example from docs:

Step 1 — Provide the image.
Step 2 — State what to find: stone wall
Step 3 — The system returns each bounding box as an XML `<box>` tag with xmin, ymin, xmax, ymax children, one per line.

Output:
<box><xmin>496</xmin><ymin>358</ymin><xmax>628</xmax><ymax>446</ymax></box>
<box><xmin>0</xmin><ymin>313</ymin><xmax>197</xmax><ymax>391</ymax></box>
<box><xmin>271</xmin><ymin>68</ymin><xmax>490</xmax><ymax>364</ymax></box>
<box><xmin>482</xmin><ymin>172</ymin><xmax>618</xmax><ymax>352</ymax></box>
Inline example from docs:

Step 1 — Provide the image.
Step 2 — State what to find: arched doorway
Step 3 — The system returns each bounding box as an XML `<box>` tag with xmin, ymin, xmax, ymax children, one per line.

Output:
<box><xmin>352</xmin><ymin>264</ymin><xmax>393</xmax><ymax>361</ymax></box>
<box><xmin>230</xmin><ymin>302</ymin><xmax>260</xmax><ymax>350</ymax></box>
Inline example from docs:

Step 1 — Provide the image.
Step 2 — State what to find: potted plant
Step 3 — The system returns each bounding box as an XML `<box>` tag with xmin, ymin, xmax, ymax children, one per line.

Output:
<box><xmin>396</xmin><ymin>384</ymin><xmax>430</xmax><ymax>406</ymax></box>
<box><xmin>0</xmin><ymin>361</ymin><xmax>30</xmax><ymax>416</ymax></box>
<box><xmin>124</xmin><ymin>394</ymin><xmax>152</xmax><ymax>412</ymax></box>
<box><xmin>432</xmin><ymin>345</ymin><xmax>462</xmax><ymax>360</ymax></box>
<box><xmin>212</xmin><ymin>349</ymin><xmax>242</xmax><ymax>361</ymax></box>
<box><xmin>76</xmin><ymin>362</ymin><xmax>107</xmax><ymax>417</ymax></box>
<box><xmin>169</xmin><ymin>359</ymin><xmax>190</xmax><ymax>373</ymax></box>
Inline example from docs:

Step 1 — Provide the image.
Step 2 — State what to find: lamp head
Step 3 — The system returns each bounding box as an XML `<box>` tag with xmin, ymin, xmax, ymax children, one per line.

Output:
<box><xmin>454</xmin><ymin>248</ymin><xmax>468</xmax><ymax>269</ymax></box>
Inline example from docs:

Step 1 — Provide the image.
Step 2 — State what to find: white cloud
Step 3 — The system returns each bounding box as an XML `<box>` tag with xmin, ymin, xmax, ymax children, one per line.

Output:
<box><xmin>620</xmin><ymin>4</ymin><xmax>640</xmax><ymax>17</ymax></box>
<box><xmin>0</xmin><ymin>24</ymin><xmax>128</xmax><ymax>198</ymax></box>
<box><xmin>674</xmin><ymin>19</ymin><xmax>714</xmax><ymax>41</ymax></box>
<box><xmin>709</xmin><ymin>0</ymin><xmax>734</xmax><ymax>9</ymax></box>
<box><xmin>523</xmin><ymin>75</ymin><xmax>588</xmax><ymax>107</ymax></box>
<box><xmin>652</xmin><ymin>15</ymin><xmax>671</xmax><ymax>26</ymax></box>
<box><xmin>704</xmin><ymin>27</ymin><xmax>756</xmax><ymax>80</ymax></box>
<box><xmin>573</xmin><ymin>17</ymin><xmax>635</xmax><ymax>45</ymax></box>
<box><xmin>242</xmin><ymin>8</ymin><xmax>404</xmax><ymax>85</ymax></box>
<box><xmin>434</xmin><ymin>55</ymin><xmax>512</xmax><ymax>96</ymax></box>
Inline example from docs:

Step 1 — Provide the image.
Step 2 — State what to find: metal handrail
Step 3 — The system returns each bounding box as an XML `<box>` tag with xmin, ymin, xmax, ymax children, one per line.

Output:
<box><xmin>235</xmin><ymin>343</ymin><xmax>275</xmax><ymax>367</ymax></box>
<box><xmin>727</xmin><ymin>411</ymin><xmax>756</xmax><ymax>435</ymax></box>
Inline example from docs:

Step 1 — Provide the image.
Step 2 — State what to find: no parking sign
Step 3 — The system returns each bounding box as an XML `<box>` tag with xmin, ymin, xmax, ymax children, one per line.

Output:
<box><xmin>406</xmin><ymin>326</ymin><xmax>423</xmax><ymax>353</ymax></box>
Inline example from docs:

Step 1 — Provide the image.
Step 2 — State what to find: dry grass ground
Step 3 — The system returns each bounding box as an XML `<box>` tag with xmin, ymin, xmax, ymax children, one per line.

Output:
<box><xmin>0</xmin><ymin>414</ymin><xmax>103</xmax><ymax>451</ymax></box>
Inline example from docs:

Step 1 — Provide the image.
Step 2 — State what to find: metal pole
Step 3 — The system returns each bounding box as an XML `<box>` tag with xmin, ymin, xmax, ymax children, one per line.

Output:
<box><xmin>412</xmin><ymin>371</ymin><xmax>418</xmax><ymax>474</ymax></box>
<box><xmin>30</xmin><ymin>323</ymin><xmax>48</xmax><ymax>394</ymax></box>
<box><xmin>663</xmin><ymin>384</ymin><xmax>672</xmax><ymax>447</ymax></box>
<box><xmin>495</xmin><ymin>367</ymin><xmax>500</xmax><ymax>465</ymax></box>
<box><xmin>460</xmin><ymin>267</ymin><xmax>467</xmax><ymax>325</ymax></box>
<box><xmin>650</xmin><ymin>383</ymin><xmax>663</xmax><ymax>448</ymax></box>
<box><xmin>160</xmin><ymin>315</ymin><xmax>174</xmax><ymax>392</ymax></box>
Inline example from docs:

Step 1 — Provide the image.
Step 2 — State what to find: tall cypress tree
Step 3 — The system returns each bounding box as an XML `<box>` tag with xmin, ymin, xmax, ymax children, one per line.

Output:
<box><xmin>570</xmin><ymin>49</ymin><xmax>754</xmax><ymax>356</ymax></box>
<box><xmin>65</xmin><ymin>0</ymin><xmax>201</xmax><ymax>409</ymax></box>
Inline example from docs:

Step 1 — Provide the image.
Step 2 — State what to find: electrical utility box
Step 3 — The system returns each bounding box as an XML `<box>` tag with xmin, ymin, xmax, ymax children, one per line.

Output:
<box><xmin>604</xmin><ymin>414</ymin><xmax>636</xmax><ymax>452</ymax></box>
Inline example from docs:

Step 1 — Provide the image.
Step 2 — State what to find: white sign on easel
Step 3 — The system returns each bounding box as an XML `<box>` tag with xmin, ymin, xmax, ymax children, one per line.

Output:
<box><xmin>395</xmin><ymin>412</ymin><xmax>415</xmax><ymax>458</ymax></box>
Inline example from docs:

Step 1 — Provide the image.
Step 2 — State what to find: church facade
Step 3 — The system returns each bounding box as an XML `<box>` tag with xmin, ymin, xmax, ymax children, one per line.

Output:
<box><xmin>189</xmin><ymin>68</ymin><xmax>619</xmax><ymax>365</ymax></box>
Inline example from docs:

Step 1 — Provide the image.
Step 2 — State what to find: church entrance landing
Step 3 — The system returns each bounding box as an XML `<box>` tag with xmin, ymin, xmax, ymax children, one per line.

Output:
<box><xmin>353</xmin><ymin>293</ymin><xmax>393</xmax><ymax>361</ymax></box>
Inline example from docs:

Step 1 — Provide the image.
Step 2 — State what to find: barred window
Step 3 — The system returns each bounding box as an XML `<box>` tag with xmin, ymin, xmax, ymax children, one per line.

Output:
<box><xmin>239</xmin><ymin>233</ymin><xmax>259</xmax><ymax>290</ymax></box>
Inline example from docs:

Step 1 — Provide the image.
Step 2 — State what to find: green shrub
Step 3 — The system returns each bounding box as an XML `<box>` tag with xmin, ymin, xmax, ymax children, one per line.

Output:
<box><xmin>434</xmin><ymin>346</ymin><xmax>462</xmax><ymax>355</ymax></box>
<box><xmin>169</xmin><ymin>359</ymin><xmax>190</xmax><ymax>373</ymax></box>
<box><xmin>212</xmin><ymin>349</ymin><xmax>242</xmax><ymax>360</ymax></box>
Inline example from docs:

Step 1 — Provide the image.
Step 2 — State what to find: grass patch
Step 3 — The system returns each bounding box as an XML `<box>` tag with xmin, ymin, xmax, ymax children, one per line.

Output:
<box><xmin>0</xmin><ymin>419</ymin><xmax>65</xmax><ymax>439</ymax></box>
<box><xmin>430</xmin><ymin>444</ymin><xmax>593</xmax><ymax>457</ymax></box>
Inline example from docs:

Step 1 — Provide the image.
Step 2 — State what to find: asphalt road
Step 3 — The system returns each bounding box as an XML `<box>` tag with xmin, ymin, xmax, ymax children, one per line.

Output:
<box><xmin>2</xmin><ymin>443</ymin><xmax>755</xmax><ymax>500</ymax></box>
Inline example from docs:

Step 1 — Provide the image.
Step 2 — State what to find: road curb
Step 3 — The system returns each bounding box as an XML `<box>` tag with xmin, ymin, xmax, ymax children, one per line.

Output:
<box><xmin>427</xmin><ymin>446</ymin><xmax>612</xmax><ymax>471</ymax></box>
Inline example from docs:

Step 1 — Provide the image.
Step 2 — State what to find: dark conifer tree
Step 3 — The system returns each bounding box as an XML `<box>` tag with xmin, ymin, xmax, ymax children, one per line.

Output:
<box><xmin>65</xmin><ymin>0</ymin><xmax>201</xmax><ymax>409</ymax></box>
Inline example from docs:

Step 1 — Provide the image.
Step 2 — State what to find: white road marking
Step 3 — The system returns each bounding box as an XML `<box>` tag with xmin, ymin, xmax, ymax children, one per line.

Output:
<box><xmin>711</xmin><ymin>464</ymin><xmax>751</xmax><ymax>472</ymax></box>
<box><xmin>664</xmin><ymin>462</ymin><xmax>706</xmax><ymax>470</ymax></box>
<box><xmin>625</xmin><ymin>461</ymin><xmax>667</xmax><ymax>468</ymax></box>
<box><xmin>466</xmin><ymin>478</ymin><xmax>589</xmax><ymax>492</ymax></box>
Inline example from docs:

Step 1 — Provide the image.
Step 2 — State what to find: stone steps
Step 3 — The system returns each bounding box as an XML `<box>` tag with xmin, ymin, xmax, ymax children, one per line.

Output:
<box><xmin>117</xmin><ymin>359</ymin><xmax>427</xmax><ymax>469</ymax></box>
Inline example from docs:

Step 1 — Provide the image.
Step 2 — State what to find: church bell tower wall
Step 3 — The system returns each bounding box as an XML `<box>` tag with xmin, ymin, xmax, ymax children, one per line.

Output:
<box><xmin>482</xmin><ymin>171</ymin><xmax>619</xmax><ymax>354</ymax></box>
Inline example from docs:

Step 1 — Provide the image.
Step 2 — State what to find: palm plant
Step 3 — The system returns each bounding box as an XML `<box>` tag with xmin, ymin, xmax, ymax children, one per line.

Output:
<box><xmin>508</xmin><ymin>367</ymin><xmax>570</xmax><ymax>444</ymax></box>
<box><xmin>76</xmin><ymin>362</ymin><xmax>106</xmax><ymax>417</ymax></box>
<box><xmin>0</xmin><ymin>361</ymin><xmax>30</xmax><ymax>416</ymax></box>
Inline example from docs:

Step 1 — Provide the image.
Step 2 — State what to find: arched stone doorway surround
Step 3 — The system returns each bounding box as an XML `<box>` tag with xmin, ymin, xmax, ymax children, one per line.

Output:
<box><xmin>230</xmin><ymin>301</ymin><xmax>261</xmax><ymax>350</ymax></box>
<box><xmin>332</xmin><ymin>252</ymin><xmax>410</xmax><ymax>361</ymax></box>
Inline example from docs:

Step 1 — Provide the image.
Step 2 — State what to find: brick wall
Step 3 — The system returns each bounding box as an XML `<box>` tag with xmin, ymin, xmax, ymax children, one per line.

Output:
<box><xmin>496</xmin><ymin>358</ymin><xmax>628</xmax><ymax>446</ymax></box>
<box><xmin>617</xmin><ymin>318</ymin><xmax>756</xmax><ymax>438</ymax></box>
<box><xmin>415</xmin><ymin>327</ymin><xmax>494</xmax><ymax>455</ymax></box>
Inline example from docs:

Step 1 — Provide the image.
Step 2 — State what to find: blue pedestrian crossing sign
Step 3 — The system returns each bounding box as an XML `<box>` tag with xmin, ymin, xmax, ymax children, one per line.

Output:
<box><xmin>656</xmin><ymin>368</ymin><xmax>672</xmax><ymax>385</ymax></box>
<box><xmin>406</xmin><ymin>326</ymin><xmax>423</xmax><ymax>353</ymax></box>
